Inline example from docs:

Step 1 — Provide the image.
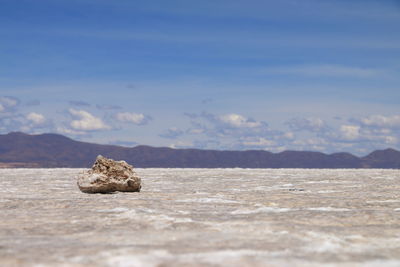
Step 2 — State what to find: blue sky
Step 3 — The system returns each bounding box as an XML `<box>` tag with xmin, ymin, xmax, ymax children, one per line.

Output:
<box><xmin>1</xmin><ymin>0</ymin><xmax>400</xmax><ymax>155</ymax></box>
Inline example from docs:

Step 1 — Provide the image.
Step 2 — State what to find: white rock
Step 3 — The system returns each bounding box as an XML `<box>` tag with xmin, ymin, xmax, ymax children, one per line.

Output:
<box><xmin>77</xmin><ymin>155</ymin><xmax>141</xmax><ymax>193</ymax></box>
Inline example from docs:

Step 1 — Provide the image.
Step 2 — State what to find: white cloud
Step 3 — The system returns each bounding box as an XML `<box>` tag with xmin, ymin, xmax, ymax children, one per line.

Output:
<box><xmin>26</xmin><ymin>112</ymin><xmax>46</xmax><ymax>125</ymax></box>
<box><xmin>181</xmin><ymin>111</ymin><xmax>286</xmax><ymax>150</ymax></box>
<box><xmin>56</xmin><ymin>126</ymin><xmax>87</xmax><ymax>136</ymax></box>
<box><xmin>360</xmin><ymin>115</ymin><xmax>400</xmax><ymax>128</ymax></box>
<box><xmin>69</xmin><ymin>109</ymin><xmax>110</xmax><ymax>131</ymax></box>
<box><xmin>385</xmin><ymin>136</ymin><xmax>398</xmax><ymax>145</ymax></box>
<box><xmin>109</xmin><ymin>140</ymin><xmax>138</xmax><ymax>147</ymax></box>
<box><xmin>0</xmin><ymin>96</ymin><xmax>20</xmax><ymax>116</ymax></box>
<box><xmin>219</xmin><ymin>113</ymin><xmax>261</xmax><ymax>128</ymax></box>
<box><xmin>169</xmin><ymin>140</ymin><xmax>194</xmax><ymax>149</ymax></box>
<box><xmin>20</xmin><ymin>126</ymin><xmax>31</xmax><ymax>133</ymax></box>
<box><xmin>0</xmin><ymin>96</ymin><xmax>19</xmax><ymax>108</ymax></box>
<box><xmin>116</xmin><ymin>112</ymin><xmax>150</xmax><ymax>125</ymax></box>
<box><xmin>188</xmin><ymin>128</ymin><xmax>204</xmax><ymax>134</ymax></box>
<box><xmin>284</xmin><ymin>132</ymin><xmax>295</xmax><ymax>139</ymax></box>
<box><xmin>340</xmin><ymin>125</ymin><xmax>360</xmax><ymax>140</ymax></box>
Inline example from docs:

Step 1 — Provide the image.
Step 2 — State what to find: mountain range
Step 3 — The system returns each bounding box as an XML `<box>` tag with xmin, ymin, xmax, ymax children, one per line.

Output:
<box><xmin>0</xmin><ymin>132</ymin><xmax>399</xmax><ymax>168</ymax></box>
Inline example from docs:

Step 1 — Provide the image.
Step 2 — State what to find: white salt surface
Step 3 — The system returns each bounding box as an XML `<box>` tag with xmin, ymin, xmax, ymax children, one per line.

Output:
<box><xmin>0</xmin><ymin>168</ymin><xmax>399</xmax><ymax>266</ymax></box>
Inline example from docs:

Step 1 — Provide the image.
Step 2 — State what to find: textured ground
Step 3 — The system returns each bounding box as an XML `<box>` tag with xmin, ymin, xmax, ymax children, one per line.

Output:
<box><xmin>0</xmin><ymin>168</ymin><xmax>399</xmax><ymax>266</ymax></box>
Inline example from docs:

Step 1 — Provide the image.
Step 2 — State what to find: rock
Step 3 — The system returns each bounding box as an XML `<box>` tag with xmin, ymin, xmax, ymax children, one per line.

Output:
<box><xmin>77</xmin><ymin>155</ymin><xmax>141</xmax><ymax>193</ymax></box>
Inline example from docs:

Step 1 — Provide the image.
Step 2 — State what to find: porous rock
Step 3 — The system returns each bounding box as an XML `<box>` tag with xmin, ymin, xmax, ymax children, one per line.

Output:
<box><xmin>77</xmin><ymin>155</ymin><xmax>141</xmax><ymax>193</ymax></box>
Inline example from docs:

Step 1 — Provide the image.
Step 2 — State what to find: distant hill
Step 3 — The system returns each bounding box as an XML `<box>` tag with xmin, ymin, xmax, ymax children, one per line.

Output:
<box><xmin>361</xmin><ymin>148</ymin><xmax>400</xmax><ymax>168</ymax></box>
<box><xmin>0</xmin><ymin>132</ymin><xmax>399</xmax><ymax>168</ymax></box>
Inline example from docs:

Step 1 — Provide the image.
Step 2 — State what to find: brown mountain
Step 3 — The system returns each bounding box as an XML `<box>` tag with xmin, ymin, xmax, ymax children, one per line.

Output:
<box><xmin>0</xmin><ymin>132</ymin><xmax>399</xmax><ymax>168</ymax></box>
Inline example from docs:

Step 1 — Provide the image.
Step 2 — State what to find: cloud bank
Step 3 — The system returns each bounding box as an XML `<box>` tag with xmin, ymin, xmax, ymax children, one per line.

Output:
<box><xmin>0</xmin><ymin>95</ymin><xmax>398</xmax><ymax>155</ymax></box>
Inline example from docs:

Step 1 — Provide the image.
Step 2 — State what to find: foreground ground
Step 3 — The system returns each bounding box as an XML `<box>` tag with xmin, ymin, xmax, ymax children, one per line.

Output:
<box><xmin>0</xmin><ymin>168</ymin><xmax>399</xmax><ymax>266</ymax></box>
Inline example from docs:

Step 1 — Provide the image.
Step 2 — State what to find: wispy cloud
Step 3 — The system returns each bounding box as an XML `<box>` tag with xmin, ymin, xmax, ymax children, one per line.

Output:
<box><xmin>159</xmin><ymin>127</ymin><xmax>184</xmax><ymax>139</ymax></box>
<box><xmin>69</xmin><ymin>100</ymin><xmax>91</xmax><ymax>107</ymax></box>
<box><xmin>27</xmin><ymin>27</ymin><xmax>400</xmax><ymax>50</ymax></box>
<box><xmin>241</xmin><ymin>137</ymin><xmax>276</xmax><ymax>147</ymax></box>
<box><xmin>109</xmin><ymin>140</ymin><xmax>138</xmax><ymax>147</ymax></box>
<box><xmin>96</xmin><ymin>104</ymin><xmax>122</xmax><ymax>110</ymax></box>
<box><xmin>286</xmin><ymin>117</ymin><xmax>328</xmax><ymax>132</ymax></box>
<box><xmin>70</xmin><ymin>0</ymin><xmax>400</xmax><ymax>22</ymax></box>
<box><xmin>264</xmin><ymin>65</ymin><xmax>385</xmax><ymax>78</ymax></box>
<box><xmin>115</xmin><ymin>112</ymin><xmax>152</xmax><ymax>125</ymax></box>
<box><xmin>25</xmin><ymin>100</ymin><xmax>41</xmax><ymax>106</ymax></box>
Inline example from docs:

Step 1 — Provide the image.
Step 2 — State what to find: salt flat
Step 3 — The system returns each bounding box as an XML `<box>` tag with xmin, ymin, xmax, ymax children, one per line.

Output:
<box><xmin>0</xmin><ymin>168</ymin><xmax>399</xmax><ymax>267</ymax></box>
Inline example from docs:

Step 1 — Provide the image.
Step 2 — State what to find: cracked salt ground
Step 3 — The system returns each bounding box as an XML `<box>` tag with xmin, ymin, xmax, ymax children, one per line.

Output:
<box><xmin>0</xmin><ymin>168</ymin><xmax>400</xmax><ymax>266</ymax></box>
